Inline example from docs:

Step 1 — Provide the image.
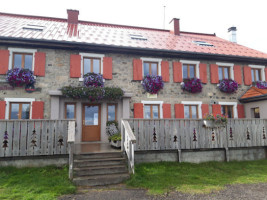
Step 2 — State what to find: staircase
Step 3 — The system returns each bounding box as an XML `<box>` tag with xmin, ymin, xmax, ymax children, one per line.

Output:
<box><xmin>72</xmin><ymin>152</ymin><xmax>130</xmax><ymax>186</ymax></box>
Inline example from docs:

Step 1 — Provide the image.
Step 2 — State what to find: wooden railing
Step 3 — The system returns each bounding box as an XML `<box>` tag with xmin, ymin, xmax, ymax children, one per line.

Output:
<box><xmin>125</xmin><ymin>119</ymin><xmax>267</xmax><ymax>152</ymax></box>
<box><xmin>121</xmin><ymin>120</ymin><xmax>136</xmax><ymax>174</ymax></box>
<box><xmin>0</xmin><ymin>120</ymin><xmax>75</xmax><ymax>158</ymax></box>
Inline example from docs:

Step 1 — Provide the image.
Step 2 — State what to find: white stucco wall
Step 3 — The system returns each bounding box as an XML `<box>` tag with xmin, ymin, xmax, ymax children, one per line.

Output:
<box><xmin>244</xmin><ymin>100</ymin><xmax>267</xmax><ymax>119</ymax></box>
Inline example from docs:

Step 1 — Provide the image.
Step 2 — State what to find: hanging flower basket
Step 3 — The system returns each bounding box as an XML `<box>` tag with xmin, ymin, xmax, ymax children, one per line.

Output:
<box><xmin>142</xmin><ymin>75</ymin><xmax>164</xmax><ymax>94</ymax></box>
<box><xmin>218</xmin><ymin>79</ymin><xmax>238</xmax><ymax>93</ymax></box>
<box><xmin>6</xmin><ymin>68</ymin><xmax>35</xmax><ymax>88</ymax></box>
<box><xmin>84</xmin><ymin>72</ymin><xmax>104</xmax><ymax>88</ymax></box>
<box><xmin>181</xmin><ymin>78</ymin><xmax>202</xmax><ymax>93</ymax></box>
<box><xmin>255</xmin><ymin>81</ymin><xmax>267</xmax><ymax>89</ymax></box>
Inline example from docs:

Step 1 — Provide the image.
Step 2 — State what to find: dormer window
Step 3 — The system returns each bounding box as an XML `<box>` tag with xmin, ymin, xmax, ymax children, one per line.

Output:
<box><xmin>193</xmin><ymin>41</ymin><xmax>214</xmax><ymax>47</ymax></box>
<box><xmin>130</xmin><ymin>34</ymin><xmax>147</xmax><ymax>41</ymax></box>
<box><xmin>23</xmin><ymin>24</ymin><xmax>45</xmax><ymax>31</ymax></box>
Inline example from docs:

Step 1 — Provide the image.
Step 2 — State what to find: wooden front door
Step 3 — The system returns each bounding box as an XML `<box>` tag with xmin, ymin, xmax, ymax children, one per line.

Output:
<box><xmin>82</xmin><ymin>104</ymin><xmax>101</xmax><ymax>141</ymax></box>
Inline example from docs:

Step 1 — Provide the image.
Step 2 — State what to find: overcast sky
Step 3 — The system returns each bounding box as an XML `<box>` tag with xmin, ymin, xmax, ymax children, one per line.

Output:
<box><xmin>1</xmin><ymin>0</ymin><xmax>267</xmax><ymax>54</ymax></box>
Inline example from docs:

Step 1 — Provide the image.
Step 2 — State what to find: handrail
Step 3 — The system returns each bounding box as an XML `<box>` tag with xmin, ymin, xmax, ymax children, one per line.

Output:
<box><xmin>121</xmin><ymin>119</ymin><xmax>136</xmax><ymax>174</ymax></box>
<box><xmin>67</xmin><ymin>121</ymin><xmax>76</xmax><ymax>180</ymax></box>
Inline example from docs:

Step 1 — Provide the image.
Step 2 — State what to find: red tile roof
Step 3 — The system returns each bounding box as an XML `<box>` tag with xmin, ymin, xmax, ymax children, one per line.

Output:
<box><xmin>1</xmin><ymin>12</ymin><xmax>267</xmax><ymax>59</ymax></box>
<box><xmin>240</xmin><ymin>87</ymin><xmax>267</xmax><ymax>99</ymax></box>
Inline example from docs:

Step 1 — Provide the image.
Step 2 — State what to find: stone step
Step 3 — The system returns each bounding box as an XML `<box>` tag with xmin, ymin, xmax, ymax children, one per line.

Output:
<box><xmin>74</xmin><ymin>152</ymin><xmax>123</xmax><ymax>160</ymax></box>
<box><xmin>74</xmin><ymin>164</ymin><xmax>128</xmax><ymax>176</ymax></box>
<box><xmin>73</xmin><ymin>173</ymin><xmax>130</xmax><ymax>186</ymax></box>
<box><xmin>74</xmin><ymin>157</ymin><xmax>126</xmax><ymax>168</ymax></box>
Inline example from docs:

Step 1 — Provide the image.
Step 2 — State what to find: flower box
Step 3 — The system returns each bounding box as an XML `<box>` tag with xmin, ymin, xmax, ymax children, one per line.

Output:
<box><xmin>218</xmin><ymin>79</ymin><xmax>238</xmax><ymax>93</ymax></box>
<box><xmin>181</xmin><ymin>78</ymin><xmax>202</xmax><ymax>93</ymax></box>
<box><xmin>142</xmin><ymin>75</ymin><xmax>164</xmax><ymax>94</ymax></box>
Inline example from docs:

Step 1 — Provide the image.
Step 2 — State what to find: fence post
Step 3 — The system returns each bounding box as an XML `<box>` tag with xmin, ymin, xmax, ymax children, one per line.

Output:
<box><xmin>67</xmin><ymin>121</ymin><xmax>75</xmax><ymax>180</ymax></box>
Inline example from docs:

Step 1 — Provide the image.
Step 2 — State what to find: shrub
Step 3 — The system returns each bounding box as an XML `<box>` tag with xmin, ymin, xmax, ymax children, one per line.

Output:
<box><xmin>6</xmin><ymin>68</ymin><xmax>35</xmax><ymax>87</ymax></box>
<box><xmin>83</xmin><ymin>72</ymin><xmax>104</xmax><ymax>88</ymax></box>
<box><xmin>181</xmin><ymin>78</ymin><xmax>202</xmax><ymax>93</ymax></box>
<box><xmin>142</xmin><ymin>75</ymin><xmax>164</xmax><ymax>94</ymax></box>
<box><xmin>218</xmin><ymin>79</ymin><xmax>238</xmax><ymax>93</ymax></box>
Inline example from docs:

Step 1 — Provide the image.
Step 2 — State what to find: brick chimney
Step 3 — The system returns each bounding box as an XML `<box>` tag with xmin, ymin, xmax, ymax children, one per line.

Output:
<box><xmin>169</xmin><ymin>18</ymin><xmax>180</xmax><ymax>35</ymax></box>
<box><xmin>67</xmin><ymin>9</ymin><xmax>79</xmax><ymax>24</ymax></box>
<box><xmin>228</xmin><ymin>26</ymin><xmax>237</xmax><ymax>43</ymax></box>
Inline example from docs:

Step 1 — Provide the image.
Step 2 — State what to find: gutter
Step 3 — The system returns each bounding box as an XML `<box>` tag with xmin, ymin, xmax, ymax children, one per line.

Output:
<box><xmin>239</xmin><ymin>94</ymin><xmax>267</xmax><ymax>103</ymax></box>
<box><xmin>1</xmin><ymin>37</ymin><xmax>267</xmax><ymax>64</ymax></box>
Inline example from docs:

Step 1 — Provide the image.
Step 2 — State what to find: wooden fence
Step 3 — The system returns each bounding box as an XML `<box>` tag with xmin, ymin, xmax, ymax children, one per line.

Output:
<box><xmin>0</xmin><ymin>120</ymin><xmax>73</xmax><ymax>157</ymax></box>
<box><xmin>126</xmin><ymin>119</ymin><xmax>267</xmax><ymax>151</ymax></box>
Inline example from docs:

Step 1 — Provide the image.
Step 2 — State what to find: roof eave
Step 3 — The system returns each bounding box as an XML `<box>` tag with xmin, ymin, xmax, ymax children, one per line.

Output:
<box><xmin>239</xmin><ymin>94</ymin><xmax>267</xmax><ymax>103</ymax></box>
<box><xmin>1</xmin><ymin>37</ymin><xmax>267</xmax><ymax>64</ymax></box>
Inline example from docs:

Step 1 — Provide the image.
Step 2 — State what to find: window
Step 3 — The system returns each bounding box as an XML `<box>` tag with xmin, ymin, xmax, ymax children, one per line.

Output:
<box><xmin>23</xmin><ymin>24</ymin><xmax>45</xmax><ymax>31</ymax></box>
<box><xmin>218</xmin><ymin>66</ymin><xmax>230</xmax><ymax>80</ymax></box>
<box><xmin>8</xmin><ymin>48</ymin><xmax>37</xmax><ymax>71</ymax></box>
<box><xmin>129</xmin><ymin>34</ymin><xmax>147</xmax><ymax>40</ymax></box>
<box><xmin>83</xmin><ymin>57</ymin><xmax>101</xmax><ymax>74</ymax></box>
<box><xmin>221</xmin><ymin>105</ymin><xmax>234</xmax><ymax>118</ymax></box>
<box><xmin>107</xmin><ymin>104</ymin><xmax>117</xmax><ymax>121</ymax></box>
<box><xmin>184</xmin><ymin>105</ymin><xmax>198</xmax><ymax>119</ymax></box>
<box><xmin>193</xmin><ymin>41</ymin><xmax>214</xmax><ymax>47</ymax></box>
<box><xmin>183</xmin><ymin>64</ymin><xmax>196</xmax><ymax>79</ymax></box>
<box><xmin>143</xmin><ymin>62</ymin><xmax>158</xmax><ymax>76</ymax></box>
<box><xmin>251</xmin><ymin>107</ymin><xmax>260</xmax><ymax>118</ymax></box>
<box><xmin>144</xmin><ymin>104</ymin><xmax>160</xmax><ymax>119</ymax></box>
<box><xmin>65</xmin><ymin>103</ymin><xmax>76</xmax><ymax>119</ymax></box>
<box><xmin>251</xmin><ymin>68</ymin><xmax>261</xmax><ymax>82</ymax></box>
<box><xmin>9</xmin><ymin>102</ymin><xmax>30</xmax><ymax>119</ymax></box>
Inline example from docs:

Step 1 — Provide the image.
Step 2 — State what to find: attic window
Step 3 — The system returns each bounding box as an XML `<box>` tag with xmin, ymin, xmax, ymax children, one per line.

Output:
<box><xmin>130</xmin><ymin>34</ymin><xmax>147</xmax><ymax>41</ymax></box>
<box><xmin>193</xmin><ymin>41</ymin><xmax>214</xmax><ymax>47</ymax></box>
<box><xmin>23</xmin><ymin>24</ymin><xmax>45</xmax><ymax>31</ymax></box>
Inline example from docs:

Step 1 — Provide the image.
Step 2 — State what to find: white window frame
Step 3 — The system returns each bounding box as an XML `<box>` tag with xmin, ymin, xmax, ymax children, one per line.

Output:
<box><xmin>141</xmin><ymin>100</ymin><xmax>163</xmax><ymax>119</ymax></box>
<box><xmin>249</xmin><ymin>65</ymin><xmax>266</xmax><ymax>81</ymax></box>
<box><xmin>218</xmin><ymin>102</ymin><xmax>237</xmax><ymax>119</ymax></box>
<box><xmin>180</xmin><ymin>60</ymin><xmax>200</xmax><ymax>79</ymax></box>
<box><xmin>4</xmin><ymin>98</ymin><xmax>35</xmax><ymax>119</ymax></box>
<box><xmin>181</xmin><ymin>101</ymin><xmax>202</xmax><ymax>119</ymax></box>
<box><xmin>216</xmin><ymin>62</ymin><xmax>234</xmax><ymax>80</ymax></box>
<box><xmin>8</xmin><ymin>48</ymin><xmax>37</xmax><ymax>71</ymax></box>
<box><xmin>141</xmin><ymin>57</ymin><xmax>162</xmax><ymax>77</ymax></box>
<box><xmin>79</xmin><ymin>53</ymin><xmax>105</xmax><ymax>81</ymax></box>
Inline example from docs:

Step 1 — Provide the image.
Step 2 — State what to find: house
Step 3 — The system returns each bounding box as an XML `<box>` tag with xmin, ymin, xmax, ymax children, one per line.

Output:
<box><xmin>0</xmin><ymin>9</ymin><xmax>267</xmax><ymax>144</ymax></box>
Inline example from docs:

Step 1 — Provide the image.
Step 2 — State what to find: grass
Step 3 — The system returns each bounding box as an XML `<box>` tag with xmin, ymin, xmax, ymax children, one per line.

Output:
<box><xmin>126</xmin><ymin>160</ymin><xmax>267</xmax><ymax>195</ymax></box>
<box><xmin>0</xmin><ymin>165</ymin><xmax>76</xmax><ymax>200</ymax></box>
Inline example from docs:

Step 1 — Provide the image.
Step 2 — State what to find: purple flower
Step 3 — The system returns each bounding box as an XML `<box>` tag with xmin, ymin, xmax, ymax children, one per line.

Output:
<box><xmin>6</xmin><ymin>68</ymin><xmax>35</xmax><ymax>87</ymax></box>
<box><xmin>182</xmin><ymin>78</ymin><xmax>202</xmax><ymax>93</ymax></box>
<box><xmin>84</xmin><ymin>72</ymin><xmax>104</xmax><ymax>88</ymax></box>
<box><xmin>256</xmin><ymin>81</ymin><xmax>267</xmax><ymax>89</ymax></box>
<box><xmin>142</xmin><ymin>75</ymin><xmax>164</xmax><ymax>94</ymax></box>
<box><xmin>218</xmin><ymin>79</ymin><xmax>238</xmax><ymax>93</ymax></box>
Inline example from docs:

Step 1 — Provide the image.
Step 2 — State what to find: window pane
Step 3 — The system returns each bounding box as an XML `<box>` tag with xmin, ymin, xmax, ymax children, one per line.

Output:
<box><xmin>144</xmin><ymin>105</ymin><xmax>151</xmax><ymax>119</ymax></box>
<box><xmin>21</xmin><ymin>104</ymin><xmax>30</xmax><ymax>119</ymax></box>
<box><xmin>14</xmin><ymin>54</ymin><xmax>22</xmax><ymax>68</ymax></box>
<box><xmin>152</xmin><ymin>105</ymin><xmax>159</xmax><ymax>119</ymax></box>
<box><xmin>221</xmin><ymin>106</ymin><xmax>226</xmax><ymax>116</ymax></box>
<box><xmin>84</xmin><ymin>58</ymin><xmax>91</xmax><ymax>74</ymax></box>
<box><xmin>189</xmin><ymin>65</ymin><xmax>195</xmax><ymax>78</ymax></box>
<box><xmin>183</xmin><ymin>65</ymin><xmax>188</xmax><ymax>79</ymax></box>
<box><xmin>184</xmin><ymin>105</ymin><xmax>190</xmax><ymax>119</ymax></box>
<box><xmin>224</xmin><ymin>67</ymin><xmax>229</xmax><ymax>79</ymax></box>
<box><xmin>151</xmin><ymin>63</ymin><xmax>158</xmax><ymax>75</ymax></box>
<box><xmin>251</xmin><ymin>69</ymin><xmax>255</xmax><ymax>82</ymax></box>
<box><xmin>219</xmin><ymin>67</ymin><xmax>223</xmax><ymax>80</ymax></box>
<box><xmin>254</xmin><ymin>107</ymin><xmax>260</xmax><ymax>118</ymax></box>
<box><xmin>84</xmin><ymin>106</ymin><xmax>98</xmax><ymax>125</ymax></box>
<box><xmin>227</xmin><ymin>106</ymin><xmax>233</xmax><ymax>118</ymax></box>
<box><xmin>10</xmin><ymin>103</ymin><xmax>19</xmax><ymax>119</ymax></box>
<box><xmin>191</xmin><ymin>106</ymin><xmax>197</xmax><ymax>119</ymax></box>
<box><xmin>143</xmin><ymin>63</ymin><xmax>149</xmax><ymax>76</ymax></box>
<box><xmin>66</xmin><ymin>104</ymin><xmax>75</xmax><ymax>119</ymax></box>
<box><xmin>107</xmin><ymin>105</ymin><xmax>116</xmax><ymax>121</ymax></box>
<box><xmin>24</xmin><ymin>55</ymin><xmax>33</xmax><ymax>70</ymax></box>
<box><xmin>93</xmin><ymin>59</ymin><xmax>100</xmax><ymax>74</ymax></box>
<box><xmin>256</xmin><ymin>70</ymin><xmax>260</xmax><ymax>81</ymax></box>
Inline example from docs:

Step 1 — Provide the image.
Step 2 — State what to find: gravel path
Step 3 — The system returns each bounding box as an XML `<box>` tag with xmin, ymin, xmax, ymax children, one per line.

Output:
<box><xmin>59</xmin><ymin>183</ymin><xmax>267</xmax><ymax>200</ymax></box>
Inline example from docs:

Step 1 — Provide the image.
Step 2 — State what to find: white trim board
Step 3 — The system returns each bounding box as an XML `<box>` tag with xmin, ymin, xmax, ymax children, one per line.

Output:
<box><xmin>4</xmin><ymin>98</ymin><xmax>35</xmax><ymax>119</ymax></box>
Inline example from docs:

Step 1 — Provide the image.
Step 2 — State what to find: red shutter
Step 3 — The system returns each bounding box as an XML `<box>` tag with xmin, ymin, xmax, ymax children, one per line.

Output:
<box><xmin>34</xmin><ymin>52</ymin><xmax>46</xmax><ymax>76</ymax></box>
<box><xmin>0</xmin><ymin>50</ymin><xmax>9</xmax><ymax>75</ymax></box>
<box><xmin>0</xmin><ymin>101</ymin><xmax>6</xmax><ymax>119</ymax></box>
<box><xmin>199</xmin><ymin>63</ymin><xmax>207</xmax><ymax>83</ymax></box>
<box><xmin>265</xmin><ymin>67</ymin><xmax>267</xmax><ymax>81</ymax></box>
<box><xmin>163</xmin><ymin>104</ymin><xmax>171</xmax><ymax>118</ymax></box>
<box><xmin>133</xmin><ymin>59</ymin><xmax>142</xmax><ymax>80</ymax></box>
<box><xmin>103</xmin><ymin>57</ymin><xmax>112</xmax><ymax>79</ymax></box>
<box><xmin>201</xmin><ymin>104</ymin><xmax>209</xmax><ymax>118</ymax></box>
<box><xmin>134</xmin><ymin>103</ymin><xmax>143</xmax><ymax>118</ymax></box>
<box><xmin>175</xmin><ymin>104</ymin><xmax>184</xmax><ymax>118</ymax></box>
<box><xmin>234</xmin><ymin>65</ymin><xmax>242</xmax><ymax>85</ymax></box>
<box><xmin>70</xmin><ymin>54</ymin><xmax>81</xmax><ymax>78</ymax></box>
<box><xmin>243</xmin><ymin>66</ymin><xmax>252</xmax><ymax>86</ymax></box>
<box><xmin>32</xmin><ymin>101</ymin><xmax>44</xmax><ymax>119</ymax></box>
<box><xmin>210</xmin><ymin>64</ymin><xmax>219</xmax><ymax>84</ymax></box>
<box><xmin>212</xmin><ymin>104</ymin><xmax>221</xmax><ymax>116</ymax></box>
<box><xmin>161</xmin><ymin>61</ymin><xmax>169</xmax><ymax>82</ymax></box>
<box><xmin>173</xmin><ymin>62</ymin><xmax>182</xmax><ymax>83</ymax></box>
<box><xmin>237</xmin><ymin>104</ymin><xmax>245</xmax><ymax>118</ymax></box>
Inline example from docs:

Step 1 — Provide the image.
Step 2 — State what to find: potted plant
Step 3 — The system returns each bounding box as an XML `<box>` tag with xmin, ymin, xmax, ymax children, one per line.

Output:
<box><xmin>108</xmin><ymin>133</ymin><xmax>121</xmax><ymax>148</ymax></box>
<box><xmin>106</xmin><ymin>120</ymin><xmax>121</xmax><ymax>148</ymax></box>
<box><xmin>181</xmin><ymin>77</ymin><xmax>202</xmax><ymax>93</ymax></box>
<box><xmin>142</xmin><ymin>75</ymin><xmax>164</xmax><ymax>94</ymax></box>
<box><xmin>203</xmin><ymin>113</ymin><xmax>228</xmax><ymax>128</ymax></box>
<box><xmin>6</xmin><ymin>68</ymin><xmax>35</xmax><ymax>88</ymax></box>
<box><xmin>218</xmin><ymin>79</ymin><xmax>238</xmax><ymax>93</ymax></box>
<box><xmin>83</xmin><ymin>72</ymin><xmax>104</xmax><ymax>88</ymax></box>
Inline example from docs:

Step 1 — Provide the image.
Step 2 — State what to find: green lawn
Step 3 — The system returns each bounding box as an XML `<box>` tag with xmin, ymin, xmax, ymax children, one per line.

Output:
<box><xmin>126</xmin><ymin>160</ymin><xmax>267</xmax><ymax>195</ymax></box>
<box><xmin>0</xmin><ymin>166</ymin><xmax>76</xmax><ymax>200</ymax></box>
